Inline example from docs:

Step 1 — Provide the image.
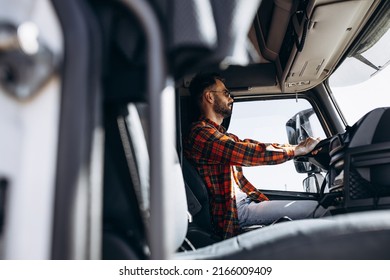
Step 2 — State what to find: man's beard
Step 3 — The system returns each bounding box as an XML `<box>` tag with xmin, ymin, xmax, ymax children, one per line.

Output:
<box><xmin>213</xmin><ymin>99</ymin><xmax>232</xmax><ymax>118</ymax></box>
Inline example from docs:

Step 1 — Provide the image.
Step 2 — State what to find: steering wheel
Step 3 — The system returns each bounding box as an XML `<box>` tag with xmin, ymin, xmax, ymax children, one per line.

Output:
<box><xmin>295</xmin><ymin>137</ymin><xmax>333</xmax><ymax>170</ymax></box>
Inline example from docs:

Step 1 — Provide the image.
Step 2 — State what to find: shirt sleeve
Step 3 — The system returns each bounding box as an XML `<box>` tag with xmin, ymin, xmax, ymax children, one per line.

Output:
<box><xmin>188</xmin><ymin>124</ymin><xmax>294</xmax><ymax>166</ymax></box>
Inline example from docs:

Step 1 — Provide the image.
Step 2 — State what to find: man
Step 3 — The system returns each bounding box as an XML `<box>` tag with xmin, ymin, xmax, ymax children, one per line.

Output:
<box><xmin>184</xmin><ymin>72</ymin><xmax>322</xmax><ymax>239</ymax></box>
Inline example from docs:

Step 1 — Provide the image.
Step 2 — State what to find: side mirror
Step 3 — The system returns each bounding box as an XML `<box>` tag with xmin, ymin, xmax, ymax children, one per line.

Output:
<box><xmin>286</xmin><ymin>108</ymin><xmax>314</xmax><ymax>145</ymax></box>
<box><xmin>286</xmin><ymin>108</ymin><xmax>321</xmax><ymax>173</ymax></box>
<box><xmin>302</xmin><ymin>174</ymin><xmax>324</xmax><ymax>193</ymax></box>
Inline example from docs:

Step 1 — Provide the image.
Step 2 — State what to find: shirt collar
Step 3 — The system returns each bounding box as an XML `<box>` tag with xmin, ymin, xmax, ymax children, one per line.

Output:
<box><xmin>200</xmin><ymin>117</ymin><xmax>227</xmax><ymax>133</ymax></box>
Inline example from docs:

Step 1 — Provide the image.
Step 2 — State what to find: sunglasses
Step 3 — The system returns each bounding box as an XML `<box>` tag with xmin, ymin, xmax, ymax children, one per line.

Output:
<box><xmin>210</xmin><ymin>89</ymin><xmax>232</xmax><ymax>98</ymax></box>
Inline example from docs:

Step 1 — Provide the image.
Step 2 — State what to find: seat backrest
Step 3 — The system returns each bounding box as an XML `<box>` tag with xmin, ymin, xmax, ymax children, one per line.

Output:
<box><xmin>182</xmin><ymin>157</ymin><xmax>213</xmax><ymax>232</ymax></box>
<box><xmin>103</xmin><ymin>102</ymin><xmax>189</xmax><ymax>258</ymax></box>
<box><xmin>102</xmin><ymin>104</ymin><xmax>149</xmax><ymax>260</ymax></box>
<box><xmin>181</xmin><ymin>157</ymin><xmax>223</xmax><ymax>248</ymax></box>
<box><xmin>125</xmin><ymin>103</ymin><xmax>189</xmax><ymax>256</ymax></box>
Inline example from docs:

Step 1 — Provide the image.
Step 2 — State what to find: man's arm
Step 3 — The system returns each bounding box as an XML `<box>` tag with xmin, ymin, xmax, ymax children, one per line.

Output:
<box><xmin>188</xmin><ymin>125</ymin><xmax>294</xmax><ymax>166</ymax></box>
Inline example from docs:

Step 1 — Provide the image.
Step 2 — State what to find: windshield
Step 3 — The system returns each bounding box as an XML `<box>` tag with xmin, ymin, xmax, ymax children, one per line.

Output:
<box><xmin>329</xmin><ymin>16</ymin><xmax>390</xmax><ymax>125</ymax></box>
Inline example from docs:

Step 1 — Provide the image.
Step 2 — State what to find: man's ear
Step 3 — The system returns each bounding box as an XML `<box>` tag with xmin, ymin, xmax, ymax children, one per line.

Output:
<box><xmin>204</xmin><ymin>91</ymin><xmax>214</xmax><ymax>104</ymax></box>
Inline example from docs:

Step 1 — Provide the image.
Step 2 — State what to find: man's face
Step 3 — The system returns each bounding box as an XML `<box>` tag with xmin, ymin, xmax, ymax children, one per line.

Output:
<box><xmin>211</xmin><ymin>79</ymin><xmax>234</xmax><ymax>118</ymax></box>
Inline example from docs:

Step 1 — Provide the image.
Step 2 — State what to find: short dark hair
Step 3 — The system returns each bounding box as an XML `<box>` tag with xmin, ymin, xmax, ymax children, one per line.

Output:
<box><xmin>187</xmin><ymin>72</ymin><xmax>224</xmax><ymax>120</ymax></box>
<box><xmin>188</xmin><ymin>72</ymin><xmax>225</xmax><ymax>102</ymax></box>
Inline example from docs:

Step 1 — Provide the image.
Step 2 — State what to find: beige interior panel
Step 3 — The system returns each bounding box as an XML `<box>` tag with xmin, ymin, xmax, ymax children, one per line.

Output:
<box><xmin>283</xmin><ymin>0</ymin><xmax>378</xmax><ymax>92</ymax></box>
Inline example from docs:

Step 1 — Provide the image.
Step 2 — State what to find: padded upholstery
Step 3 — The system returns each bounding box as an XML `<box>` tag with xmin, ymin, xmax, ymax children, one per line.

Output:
<box><xmin>102</xmin><ymin>104</ymin><xmax>148</xmax><ymax>259</ymax></box>
<box><xmin>176</xmin><ymin>209</ymin><xmax>390</xmax><ymax>259</ymax></box>
<box><xmin>169</xmin><ymin>152</ymin><xmax>190</xmax><ymax>251</ymax></box>
<box><xmin>182</xmin><ymin>157</ymin><xmax>213</xmax><ymax>232</ymax></box>
<box><xmin>349</xmin><ymin>107</ymin><xmax>390</xmax><ymax>186</ymax></box>
<box><xmin>182</xmin><ymin>157</ymin><xmax>222</xmax><ymax>249</ymax></box>
<box><xmin>328</xmin><ymin>107</ymin><xmax>390</xmax><ymax>208</ymax></box>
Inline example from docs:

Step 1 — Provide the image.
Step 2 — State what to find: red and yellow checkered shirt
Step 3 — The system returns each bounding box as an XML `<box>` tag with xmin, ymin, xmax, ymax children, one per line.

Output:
<box><xmin>184</xmin><ymin>118</ymin><xmax>295</xmax><ymax>239</ymax></box>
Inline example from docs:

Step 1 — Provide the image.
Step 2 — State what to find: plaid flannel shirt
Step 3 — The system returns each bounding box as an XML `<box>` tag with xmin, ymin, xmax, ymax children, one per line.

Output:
<box><xmin>184</xmin><ymin>118</ymin><xmax>295</xmax><ymax>239</ymax></box>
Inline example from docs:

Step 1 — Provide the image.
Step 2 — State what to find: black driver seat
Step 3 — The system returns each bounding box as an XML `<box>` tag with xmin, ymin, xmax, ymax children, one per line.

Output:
<box><xmin>182</xmin><ymin>157</ymin><xmax>222</xmax><ymax>248</ymax></box>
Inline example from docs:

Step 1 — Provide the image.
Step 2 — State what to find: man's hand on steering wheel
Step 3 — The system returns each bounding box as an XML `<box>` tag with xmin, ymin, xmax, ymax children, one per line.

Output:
<box><xmin>294</xmin><ymin>137</ymin><xmax>321</xmax><ymax>157</ymax></box>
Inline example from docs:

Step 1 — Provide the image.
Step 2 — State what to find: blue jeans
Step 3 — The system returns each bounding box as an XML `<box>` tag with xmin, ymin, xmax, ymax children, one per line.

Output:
<box><xmin>237</xmin><ymin>198</ymin><xmax>323</xmax><ymax>227</ymax></box>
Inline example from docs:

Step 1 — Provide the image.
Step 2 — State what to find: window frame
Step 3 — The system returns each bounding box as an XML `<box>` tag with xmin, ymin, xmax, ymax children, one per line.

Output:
<box><xmin>227</xmin><ymin>93</ymin><xmax>329</xmax><ymax>195</ymax></box>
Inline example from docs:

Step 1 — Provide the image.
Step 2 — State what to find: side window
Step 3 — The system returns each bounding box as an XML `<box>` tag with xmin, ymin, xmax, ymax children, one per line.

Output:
<box><xmin>228</xmin><ymin>98</ymin><xmax>326</xmax><ymax>192</ymax></box>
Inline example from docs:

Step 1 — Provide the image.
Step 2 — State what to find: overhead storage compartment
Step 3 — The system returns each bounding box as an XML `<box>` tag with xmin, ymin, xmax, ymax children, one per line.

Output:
<box><xmin>287</xmin><ymin>1</ymin><xmax>371</xmax><ymax>81</ymax></box>
<box><xmin>253</xmin><ymin>0</ymin><xmax>381</xmax><ymax>93</ymax></box>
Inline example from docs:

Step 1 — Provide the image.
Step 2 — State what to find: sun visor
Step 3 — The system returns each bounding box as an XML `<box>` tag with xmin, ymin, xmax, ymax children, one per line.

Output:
<box><xmin>222</xmin><ymin>63</ymin><xmax>277</xmax><ymax>90</ymax></box>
